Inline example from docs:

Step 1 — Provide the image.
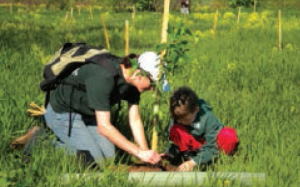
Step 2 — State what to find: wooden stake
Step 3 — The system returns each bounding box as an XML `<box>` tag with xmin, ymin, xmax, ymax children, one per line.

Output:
<box><xmin>101</xmin><ymin>14</ymin><xmax>110</xmax><ymax>50</ymax></box>
<box><xmin>253</xmin><ymin>0</ymin><xmax>257</xmax><ymax>12</ymax></box>
<box><xmin>124</xmin><ymin>20</ymin><xmax>129</xmax><ymax>55</ymax></box>
<box><xmin>70</xmin><ymin>8</ymin><xmax>73</xmax><ymax>34</ymax></box>
<box><xmin>63</xmin><ymin>12</ymin><xmax>69</xmax><ymax>33</ymax></box>
<box><xmin>151</xmin><ymin>0</ymin><xmax>170</xmax><ymax>152</ymax></box>
<box><xmin>131</xmin><ymin>5</ymin><xmax>135</xmax><ymax>22</ymax></box>
<box><xmin>64</xmin><ymin>12</ymin><xmax>69</xmax><ymax>24</ymax></box>
<box><xmin>237</xmin><ymin>7</ymin><xmax>241</xmax><ymax>23</ymax></box>
<box><xmin>89</xmin><ymin>6</ymin><xmax>93</xmax><ymax>20</ymax></box>
<box><xmin>212</xmin><ymin>9</ymin><xmax>218</xmax><ymax>38</ymax></box>
<box><xmin>160</xmin><ymin>1</ymin><xmax>169</xmax><ymax>48</ymax></box>
<box><xmin>278</xmin><ymin>10</ymin><xmax>282</xmax><ymax>51</ymax></box>
<box><xmin>10</xmin><ymin>3</ymin><xmax>12</xmax><ymax>13</ymax></box>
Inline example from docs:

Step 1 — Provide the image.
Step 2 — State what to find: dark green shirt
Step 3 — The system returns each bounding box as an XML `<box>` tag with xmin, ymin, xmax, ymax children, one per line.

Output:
<box><xmin>50</xmin><ymin>61</ymin><xmax>140</xmax><ymax>116</ymax></box>
<box><xmin>168</xmin><ymin>99</ymin><xmax>224</xmax><ymax>166</ymax></box>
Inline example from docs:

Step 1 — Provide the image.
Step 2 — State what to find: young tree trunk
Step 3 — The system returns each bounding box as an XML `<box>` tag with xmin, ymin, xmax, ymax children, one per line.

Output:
<box><xmin>151</xmin><ymin>0</ymin><xmax>170</xmax><ymax>152</ymax></box>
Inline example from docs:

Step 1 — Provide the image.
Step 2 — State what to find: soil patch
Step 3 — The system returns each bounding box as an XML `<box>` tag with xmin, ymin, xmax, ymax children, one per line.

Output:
<box><xmin>128</xmin><ymin>163</ymin><xmax>177</xmax><ymax>172</ymax></box>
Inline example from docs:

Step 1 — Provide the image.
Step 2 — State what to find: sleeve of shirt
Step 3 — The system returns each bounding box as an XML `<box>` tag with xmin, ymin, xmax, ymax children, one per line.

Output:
<box><xmin>192</xmin><ymin>112</ymin><xmax>223</xmax><ymax>166</ymax></box>
<box><xmin>122</xmin><ymin>85</ymin><xmax>140</xmax><ymax>105</ymax></box>
<box><xmin>85</xmin><ymin>72</ymin><xmax>114</xmax><ymax>111</ymax></box>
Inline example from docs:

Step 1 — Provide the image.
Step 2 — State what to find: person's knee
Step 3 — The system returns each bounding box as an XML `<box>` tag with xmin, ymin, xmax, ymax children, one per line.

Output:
<box><xmin>169</xmin><ymin>125</ymin><xmax>201</xmax><ymax>152</ymax></box>
<box><xmin>169</xmin><ymin>124</ymin><xmax>188</xmax><ymax>141</ymax></box>
<box><xmin>217</xmin><ymin>127</ymin><xmax>239</xmax><ymax>155</ymax></box>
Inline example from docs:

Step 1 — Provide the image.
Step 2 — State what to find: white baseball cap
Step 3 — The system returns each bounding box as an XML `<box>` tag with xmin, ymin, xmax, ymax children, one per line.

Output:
<box><xmin>138</xmin><ymin>51</ymin><xmax>170</xmax><ymax>91</ymax></box>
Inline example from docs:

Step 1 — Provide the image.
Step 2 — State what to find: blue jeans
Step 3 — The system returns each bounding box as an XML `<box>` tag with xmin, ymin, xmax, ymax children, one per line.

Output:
<box><xmin>44</xmin><ymin>104</ymin><xmax>115</xmax><ymax>165</ymax></box>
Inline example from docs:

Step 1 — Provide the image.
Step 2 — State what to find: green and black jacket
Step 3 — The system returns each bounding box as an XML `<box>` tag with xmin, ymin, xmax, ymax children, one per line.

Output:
<box><xmin>166</xmin><ymin>99</ymin><xmax>224</xmax><ymax>166</ymax></box>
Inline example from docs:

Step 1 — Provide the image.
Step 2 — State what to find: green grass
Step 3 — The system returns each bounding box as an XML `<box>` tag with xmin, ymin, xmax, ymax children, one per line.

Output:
<box><xmin>0</xmin><ymin>5</ymin><xmax>300</xmax><ymax>187</ymax></box>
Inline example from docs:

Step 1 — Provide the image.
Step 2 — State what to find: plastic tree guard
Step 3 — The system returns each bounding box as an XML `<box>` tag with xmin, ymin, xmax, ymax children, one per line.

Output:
<box><xmin>62</xmin><ymin>171</ymin><xmax>266</xmax><ymax>186</ymax></box>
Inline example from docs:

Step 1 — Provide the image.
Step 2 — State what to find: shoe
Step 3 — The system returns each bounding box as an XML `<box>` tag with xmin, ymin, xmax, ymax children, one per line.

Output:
<box><xmin>10</xmin><ymin>126</ymin><xmax>41</xmax><ymax>150</ymax></box>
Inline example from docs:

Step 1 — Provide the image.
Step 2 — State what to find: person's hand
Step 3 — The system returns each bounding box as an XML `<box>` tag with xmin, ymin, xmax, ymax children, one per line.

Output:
<box><xmin>177</xmin><ymin>160</ymin><xmax>195</xmax><ymax>171</ymax></box>
<box><xmin>136</xmin><ymin>150</ymin><xmax>161</xmax><ymax>164</ymax></box>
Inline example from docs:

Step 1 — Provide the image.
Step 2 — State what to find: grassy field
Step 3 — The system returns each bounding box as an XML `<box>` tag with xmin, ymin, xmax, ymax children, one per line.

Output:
<box><xmin>0</xmin><ymin>4</ymin><xmax>300</xmax><ymax>186</ymax></box>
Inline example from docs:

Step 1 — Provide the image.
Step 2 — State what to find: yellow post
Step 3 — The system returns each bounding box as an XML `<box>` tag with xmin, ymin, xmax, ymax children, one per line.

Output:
<box><xmin>160</xmin><ymin>0</ymin><xmax>169</xmax><ymax>50</ymax></box>
<box><xmin>151</xmin><ymin>0</ymin><xmax>170</xmax><ymax>152</ymax></box>
<box><xmin>124</xmin><ymin>20</ymin><xmax>129</xmax><ymax>55</ymax></box>
<box><xmin>70</xmin><ymin>8</ymin><xmax>73</xmax><ymax>33</ymax></box>
<box><xmin>89</xmin><ymin>6</ymin><xmax>93</xmax><ymax>20</ymax></box>
<box><xmin>278</xmin><ymin>10</ymin><xmax>282</xmax><ymax>52</ymax></box>
<box><xmin>212</xmin><ymin>9</ymin><xmax>218</xmax><ymax>38</ymax></box>
<box><xmin>71</xmin><ymin>8</ymin><xmax>73</xmax><ymax>18</ymax></box>
<box><xmin>63</xmin><ymin>12</ymin><xmax>69</xmax><ymax>33</ymax></box>
<box><xmin>64</xmin><ymin>12</ymin><xmax>69</xmax><ymax>23</ymax></box>
<box><xmin>131</xmin><ymin>5</ymin><xmax>135</xmax><ymax>22</ymax></box>
<box><xmin>101</xmin><ymin>14</ymin><xmax>110</xmax><ymax>50</ymax></box>
<box><xmin>237</xmin><ymin>7</ymin><xmax>241</xmax><ymax>23</ymax></box>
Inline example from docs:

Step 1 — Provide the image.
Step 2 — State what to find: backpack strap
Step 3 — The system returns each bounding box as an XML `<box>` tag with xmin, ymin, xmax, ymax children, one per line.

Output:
<box><xmin>68</xmin><ymin>86</ymin><xmax>76</xmax><ymax>137</ymax></box>
<box><xmin>87</xmin><ymin>53</ymin><xmax>119</xmax><ymax>75</ymax></box>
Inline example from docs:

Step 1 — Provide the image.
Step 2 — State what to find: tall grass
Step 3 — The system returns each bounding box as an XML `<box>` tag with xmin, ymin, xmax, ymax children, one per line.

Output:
<box><xmin>0</xmin><ymin>5</ymin><xmax>299</xmax><ymax>186</ymax></box>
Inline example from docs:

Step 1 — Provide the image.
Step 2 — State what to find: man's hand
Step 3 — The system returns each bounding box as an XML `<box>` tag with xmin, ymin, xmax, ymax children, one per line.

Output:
<box><xmin>177</xmin><ymin>160</ymin><xmax>196</xmax><ymax>171</ymax></box>
<box><xmin>136</xmin><ymin>150</ymin><xmax>161</xmax><ymax>165</ymax></box>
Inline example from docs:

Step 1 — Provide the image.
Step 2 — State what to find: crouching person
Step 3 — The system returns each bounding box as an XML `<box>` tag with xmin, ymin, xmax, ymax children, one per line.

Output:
<box><xmin>165</xmin><ymin>86</ymin><xmax>239</xmax><ymax>171</ymax></box>
<box><xmin>44</xmin><ymin>51</ymin><xmax>166</xmax><ymax>166</ymax></box>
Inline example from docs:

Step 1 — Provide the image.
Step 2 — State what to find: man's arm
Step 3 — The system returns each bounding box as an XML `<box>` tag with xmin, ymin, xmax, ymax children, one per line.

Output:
<box><xmin>128</xmin><ymin>103</ymin><xmax>149</xmax><ymax>150</ymax></box>
<box><xmin>95</xmin><ymin>110</ymin><xmax>140</xmax><ymax>155</ymax></box>
<box><xmin>95</xmin><ymin>110</ymin><xmax>161</xmax><ymax>164</ymax></box>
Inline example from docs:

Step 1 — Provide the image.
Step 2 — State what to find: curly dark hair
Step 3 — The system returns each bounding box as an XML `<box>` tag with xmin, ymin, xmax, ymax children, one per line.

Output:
<box><xmin>169</xmin><ymin>86</ymin><xmax>199</xmax><ymax>120</ymax></box>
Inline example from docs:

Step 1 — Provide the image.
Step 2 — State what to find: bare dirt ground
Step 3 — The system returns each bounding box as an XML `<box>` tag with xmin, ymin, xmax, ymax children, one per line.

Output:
<box><xmin>128</xmin><ymin>163</ymin><xmax>177</xmax><ymax>172</ymax></box>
